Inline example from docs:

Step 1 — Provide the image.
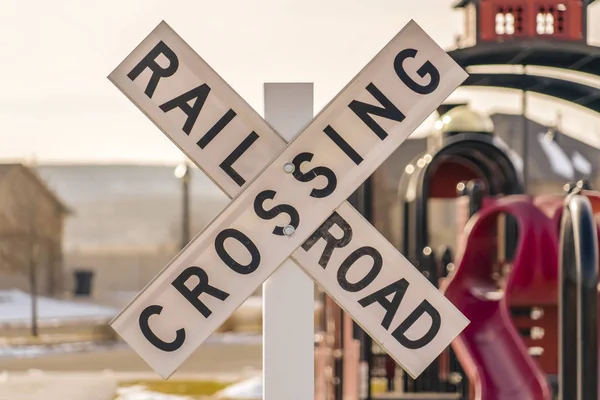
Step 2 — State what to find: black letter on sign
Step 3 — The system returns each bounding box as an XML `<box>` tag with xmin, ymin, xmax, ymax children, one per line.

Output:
<box><xmin>291</xmin><ymin>152</ymin><xmax>337</xmax><ymax>198</ymax></box>
<box><xmin>171</xmin><ymin>266</ymin><xmax>229</xmax><ymax>318</ymax></box>
<box><xmin>194</xmin><ymin>109</ymin><xmax>258</xmax><ymax>187</ymax></box>
<box><xmin>337</xmin><ymin>247</ymin><xmax>383</xmax><ymax>292</ymax></box>
<box><xmin>197</xmin><ymin>109</ymin><xmax>237</xmax><ymax>149</ymax></box>
<box><xmin>392</xmin><ymin>300</ymin><xmax>441</xmax><ymax>349</ymax></box>
<box><xmin>394</xmin><ymin>48</ymin><xmax>440</xmax><ymax>95</ymax></box>
<box><xmin>219</xmin><ymin>131</ymin><xmax>260</xmax><ymax>187</ymax></box>
<box><xmin>128</xmin><ymin>41</ymin><xmax>179</xmax><ymax>98</ymax></box>
<box><xmin>359</xmin><ymin>278</ymin><xmax>409</xmax><ymax>330</ymax></box>
<box><xmin>323</xmin><ymin>125</ymin><xmax>363</xmax><ymax>166</ymax></box>
<box><xmin>254</xmin><ymin>190</ymin><xmax>300</xmax><ymax>236</ymax></box>
<box><xmin>159</xmin><ymin>84</ymin><xmax>211</xmax><ymax>135</ymax></box>
<box><xmin>215</xmin><ymin>229</ymin><xmax>261</xmax><ymax>275</ymax></box>
<box><xmin>348</xmin><ymin>83</ymin><xmax>406</xmax><ymax>141</ymax></box>
<box><xmin>302</xmin><ymin>211</ymin><xmax>352</xmax><ymax>268</ymax></box>
<box><xmin>139</xmin><ymin>305</ymin><xmax>186</xmax><ymax>352</ymax></box>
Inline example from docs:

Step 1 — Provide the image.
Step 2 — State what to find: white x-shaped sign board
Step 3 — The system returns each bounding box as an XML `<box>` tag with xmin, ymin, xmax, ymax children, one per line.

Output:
<box><xmin>108</xmin><ymin>20</ymin><xmax>470</xmax><ymax>380</ymax></box>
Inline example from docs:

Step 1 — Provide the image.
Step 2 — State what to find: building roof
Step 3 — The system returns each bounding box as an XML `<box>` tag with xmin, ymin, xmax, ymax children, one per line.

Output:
<box><xmin>447</xmin><ymin>40</ymin><xmax>600</xmax><ymax>116</ymax></box>
<box><xmin>0</xmin><ymin>163</ymin><xmax>72</xmax><ymax>215</ymax></box>
<box><xmin>490</xmin><ymin>113</ymin><xmax>598</xmax><ymax>182</ymax></box>
<box><xmin>454</xmin><ymin>0</ymin><xmax>597</xmax><ymax>7</ymax></box>
<box><xmin>449</xmin><ymin>40</ymin><xmax>600</xmax><ymax>78</ymax></box>
<box><xmin>463</xmin><ymin>73</ymin><xmax>600</xmax><ymax>114</ymax></box>
<box><xmin>400</xmin><ymin>111</ymin><xmax>599</xmax><ymax>184</ymax></box>
<box><xmin>452</xmin><ymin>0</ymin><xmax>474</xmax><ymax>8</ymax></box>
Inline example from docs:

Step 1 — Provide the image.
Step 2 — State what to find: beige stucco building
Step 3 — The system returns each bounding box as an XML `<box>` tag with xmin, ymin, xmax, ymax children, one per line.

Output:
<box><xmin>0</xmin><ymin>163</ymin><xmax>71</xmax><ymax>297</ymax></box>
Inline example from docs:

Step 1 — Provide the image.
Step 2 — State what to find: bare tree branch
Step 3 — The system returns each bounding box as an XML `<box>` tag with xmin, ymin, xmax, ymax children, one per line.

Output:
<box><xmin>0</xmin><ymin>166</ymin><xmax>56</xmax><ymax>290</ymax></box>
<box><xmin>0</xmin><ymin>165</ymin><xmax>63</xmax><ymax>336</ymax></box>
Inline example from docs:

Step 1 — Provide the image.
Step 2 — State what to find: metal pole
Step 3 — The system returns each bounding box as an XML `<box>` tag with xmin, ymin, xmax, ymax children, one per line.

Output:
<box><xmin>28</xmin><ymin>199</ymin><xmax>39</xmax><ymax>337</ymax></box>
<box><xmin>175</xmin><ymin>162</ymin><xmax>191</xmax><ymax>250</ymax></box>
<box><xmin>573</xmin><ymin>196</ymin><xmax>598</xmax><ymax>400</ymax></box>
<box><xmin>29</xmin><ymin>243</ymin><xmax>39</xmax><ymax>337</ymax></box>
<box><xmin>559</xmin><ymin>193</ymin><xmax>598</xmax><ymax>400</ymax></box>
<box><xmin>559</xmin><ymin>203</ymin><xmax>579</xmax><ymax>399</ymax></box>
<box><xmin>182</xmin><ymin>169</ymin><xmax>190</xmax><ymax>249</ymax></box>
<box><xmin>521</xmin><ymin>66</ymin><xmax>529</xmax><ymax>193</ymax></box>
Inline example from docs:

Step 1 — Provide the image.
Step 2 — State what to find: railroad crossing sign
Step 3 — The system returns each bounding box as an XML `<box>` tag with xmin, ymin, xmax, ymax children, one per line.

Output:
<box><xmin>108</xmin><ymin>20</ymin><xmax>470</xmax><ymax>380</ymax></box>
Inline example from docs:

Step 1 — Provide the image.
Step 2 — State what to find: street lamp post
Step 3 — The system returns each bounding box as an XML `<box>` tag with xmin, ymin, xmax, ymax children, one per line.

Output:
<box><xmin>174</xmin><ymin>162</ymin><xmax>191</xmax><ymax>250</ymax></box>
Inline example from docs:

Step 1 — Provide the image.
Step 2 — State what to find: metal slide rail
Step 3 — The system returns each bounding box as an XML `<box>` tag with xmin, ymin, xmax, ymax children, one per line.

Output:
<box><xmin>558</xmin><ymin>192</ymin><xmax>598</xmax><ymax>400</ymax></box>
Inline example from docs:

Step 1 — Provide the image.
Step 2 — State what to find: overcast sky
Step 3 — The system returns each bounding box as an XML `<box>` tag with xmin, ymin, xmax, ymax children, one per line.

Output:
<box><xmin>1</xmin><ymin>0</ymin><xmax>599</xmax><ymax>165</ymax></box>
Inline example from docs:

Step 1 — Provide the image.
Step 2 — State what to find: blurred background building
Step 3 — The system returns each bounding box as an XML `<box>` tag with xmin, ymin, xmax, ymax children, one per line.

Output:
<box><xmin>0</xmin><ymin>163</ymin><xmax>71</xmax><ymax>297</ymax></box>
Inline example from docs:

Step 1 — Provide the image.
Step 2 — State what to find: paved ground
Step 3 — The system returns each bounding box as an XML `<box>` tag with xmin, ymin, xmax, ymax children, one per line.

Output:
<box><xmin>0</xmin><ymin>373</ymin><xmax>117</xmax><ymax>400</ymax></box>
<box><xmin>0</xmin><ymin>342</ymin><xmax>262</xmax><ymax>375</ymax></box>
<box><xmin>0</xmin><ymin>341</ymin><xmax>262</xmax><ymax>399</ymax></box>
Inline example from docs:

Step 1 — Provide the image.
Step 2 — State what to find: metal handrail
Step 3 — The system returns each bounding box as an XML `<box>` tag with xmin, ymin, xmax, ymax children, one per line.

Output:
<box><xmin>558</xmin><ymin>192</ymin><xmax>598</xmax><ymax>400</ymax></box>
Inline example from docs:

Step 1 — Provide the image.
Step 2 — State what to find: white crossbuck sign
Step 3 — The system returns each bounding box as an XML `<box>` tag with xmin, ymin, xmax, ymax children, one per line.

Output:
<box><xmin>108</xmin><ymin>19</ymin><xmax>470</xmax><ymax>380</ymax></box>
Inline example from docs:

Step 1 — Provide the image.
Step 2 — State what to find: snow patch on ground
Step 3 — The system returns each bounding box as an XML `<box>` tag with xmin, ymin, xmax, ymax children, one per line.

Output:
<box><xmin>0</xmin><ymin>340</ymin><xmax>121</xmax><ymax>359</ymax></box>
<box><xmin>214</xmin><ymin>376</ymin><xmax>262</xmax><ymax>400</ymax></box>
<box><xmin>0</xmin><ymin>290</ymin><xmax>118</xmax><ymax>327</ymax></box>
<box><xmin>115</xmin><ymin>385</ymin><xmax>192</xmax><ymax>400</ymax></box>
<box><xmin>0</xmin><ymin>333</ymin><xmax>261</xmax><ymax>359</ymax></box>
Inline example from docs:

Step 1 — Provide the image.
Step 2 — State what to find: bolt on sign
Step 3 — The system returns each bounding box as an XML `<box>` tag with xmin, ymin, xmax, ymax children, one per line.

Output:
<box><xmin>108</xmin><ymin>19</ymin><xmax>470</xmax><ymax>380</ymax></box>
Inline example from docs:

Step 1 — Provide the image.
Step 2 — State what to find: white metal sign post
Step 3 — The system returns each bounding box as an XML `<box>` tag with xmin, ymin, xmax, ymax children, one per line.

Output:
<box><xmin>107</xmin><ymin>19</ymin><xmax>470</xmax><ymax>389</ymax></box>
<box><xmin>262</xmin><ymin>82</ymin><xmax>315</xmax><ymax>400</ymax></box>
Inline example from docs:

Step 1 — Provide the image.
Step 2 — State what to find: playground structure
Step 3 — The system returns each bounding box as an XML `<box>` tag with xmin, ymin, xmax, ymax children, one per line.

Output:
<box><xmin>314</xmin><ymin>0</ymin><xmax>600</xmax><ymax>399</ymax></box>
<box><xmin>314</xmin><ymin>111</ymin><xmax>600</xmax><ymax>400</ymax></box>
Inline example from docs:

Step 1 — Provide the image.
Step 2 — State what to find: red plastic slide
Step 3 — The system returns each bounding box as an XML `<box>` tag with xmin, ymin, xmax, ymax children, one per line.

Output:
<box><xmin>442</xmin><ymin>196</ymin><xmax>554</xmax><ymax>400</ymax></box>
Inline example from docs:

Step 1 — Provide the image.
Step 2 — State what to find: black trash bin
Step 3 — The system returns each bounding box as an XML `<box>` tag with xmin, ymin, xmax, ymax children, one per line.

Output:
<box><xmin>73</xmin><ymin>269</ymin><xmax>94</xmax><ymax>296</ymax></box>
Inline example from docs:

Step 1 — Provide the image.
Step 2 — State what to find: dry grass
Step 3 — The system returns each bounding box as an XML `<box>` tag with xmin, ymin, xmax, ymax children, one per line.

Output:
<box><xmin>115</xmin><ymin>379</ymin><xmax>230</xmax><ymax>399</ymax></box>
